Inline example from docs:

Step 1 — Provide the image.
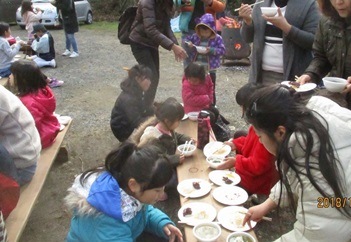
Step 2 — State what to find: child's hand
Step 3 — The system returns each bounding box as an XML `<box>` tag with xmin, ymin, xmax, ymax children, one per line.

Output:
<box><xmin>224</xmin><ymin>140</ymin><xmax>235</xmax><ymax>151</ymax></box>
<box><xmin>163</xmin><ymin>224</ymin><xmax>183</xmax><ymax>242</ymax></box>
<box><xmin>216</xmin><ymin>156</ymin><xmax>235</xmax><ymax>170</ymax></box>
<box><xmin>179</xmin><ymin>154</ymin><xmax>185</xmax><ymax>164</ymax></box>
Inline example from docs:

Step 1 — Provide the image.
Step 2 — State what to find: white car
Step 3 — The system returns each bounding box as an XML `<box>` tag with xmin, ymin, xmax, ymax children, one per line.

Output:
<box><xmin>16</xmin><ymin>0</ymin><xmax>93</xmax><ymax>29</ymax></box>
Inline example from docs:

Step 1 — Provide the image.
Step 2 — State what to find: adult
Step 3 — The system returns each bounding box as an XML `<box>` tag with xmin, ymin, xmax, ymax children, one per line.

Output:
<box><xmin>239</xmin><ymin>0</ymin><xmax>320</xmax><ymax>84</ymax></box>
<box><xmin>298</xmin><ymin>0</ymin><xmax>351</xmax><ymax>109</ymax></box>
<box><xmin>129</xmin><ymin>0</ymin><xmax>187</xmax><ymax>106</ymax></box>
<box><xmin>243</xmin><ymin>84</ymin><xmax>351</xmax><ymax>242</ymax></box>
<box><xmin>174</xmin><ymin>0</ymin><xmax>226</xmax><ymax>67</ymax></box>
<box><xmin>0</xmin><ymin>85</ymin><xmax>41</xmax><ymax>185</ymax></box>
<box><xmin>52</xmin><ymin>0</ymin><xmax>79</xmax><ymax>58</ymax></box>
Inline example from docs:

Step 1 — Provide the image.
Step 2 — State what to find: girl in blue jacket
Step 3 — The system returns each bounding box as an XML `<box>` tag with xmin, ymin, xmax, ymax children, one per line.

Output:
<box><xmin>65</xmin><ymin>142</ymin><xmax>183</xmax><ymax>242</ymax></box>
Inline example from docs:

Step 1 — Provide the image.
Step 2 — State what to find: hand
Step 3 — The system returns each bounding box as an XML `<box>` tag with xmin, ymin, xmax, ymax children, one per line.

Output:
<box><xmin>201</xmin><ymin>0</ymin><xmax>213</xmax><ymax>6</ymax></box>
<box><xmin>179</xmin><ymin>154</ymin><xmax>186</xmax><ymax>164</ymax></box>
<box><xmin>172</xmin><ymin>44</ymin><xmax>188</xmax><ymax>62</ymax></box>
<box><xmin>262</xmin><ymin>8</ymin><xmax>291</xmax><ymax>34</ymax></box>
<box><xmin>342</xmin><ymin>76</ymin><xmax>351</xmax><ymax>94</ymax></box>
<box><xmin>242</xmin><ymin>198</ymin><xmax>276</xmax><ymax>228</ymax></box>
<box><xmin>239</xmin><ymin>4</ymin><xmax>253</xmax><ymax>25</ymax></box>
<box><xmin>224</xmin><ymin>140</ymin><xmax>235</xmax><ymax>151</ymax></box>
<box><xmin>297</xmin><ymin>74</ymin><xmax>312</xmax><ymax>85</ymax></box>
<box><xmin>163</xmin><ymin>224</ymin><xmax>183</xmax><ymax>242</ymax></box>
<box><xmin>216</xmin><ymin>156</ymin><xmax>235</xmax><ymax>170</ymax></box>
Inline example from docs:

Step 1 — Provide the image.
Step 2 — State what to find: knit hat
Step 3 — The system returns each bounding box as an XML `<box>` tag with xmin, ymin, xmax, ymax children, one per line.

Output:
<box><xmin>31</xmin><ymin>23</ymin><xmax>46</xmax><ymax>34</ymax></box>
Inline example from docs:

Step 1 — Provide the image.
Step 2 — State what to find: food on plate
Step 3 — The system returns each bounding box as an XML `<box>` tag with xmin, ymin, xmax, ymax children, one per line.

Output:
<box><xmin>194</xmin><ymin>224</ymin><xmax>220</xmax><ymax>240</ymax></box>
<box><xmin>193</xmin><ymin>181</ymin><xmax>201</xmax><ymax>190</ymax></box>
<box><xmin>230</xmin><ymin>212</ymin><xmax>245</xmax><ymax>228</ymax></box>
<box><xmin>225</xmin><ymin>192</ymin><xmax>241</xmax><ymax>201</ymax></box>
<box><xmin>195</xmin><ymin>210</ymin><xmax>208</xmax><ymax>219</ymax></box>
<box><xmin>228</xmin><ymin>235</ymin><xmax>254</xmax><ymax>242</ymax></box>
<box><xmin>222</xmin><ymin>176</ymin><xmax>233</xmax><ymax>184</ymax></box>
<box><xmin>183</xmin><ymin>207</ymin><xmax>193</xmax><ymax>217</ymax></box>
<box><xmin>288</xmin><ymin>81</ymin><xmax>301</xmax><ymax>89</ymax></box>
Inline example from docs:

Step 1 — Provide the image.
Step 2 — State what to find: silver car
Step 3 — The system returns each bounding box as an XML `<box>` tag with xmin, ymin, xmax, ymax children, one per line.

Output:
<box><xmin>16</xmin><ymin>0</ymin><xmax>93</xmax><ymax>28</ymax></box>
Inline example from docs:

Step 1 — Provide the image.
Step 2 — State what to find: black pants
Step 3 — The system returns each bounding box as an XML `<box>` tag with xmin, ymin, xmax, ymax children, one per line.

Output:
<box><xmin>131</xmin><ymin>42</ymin><xmax>160</xmax><ymax>106</ymax></box>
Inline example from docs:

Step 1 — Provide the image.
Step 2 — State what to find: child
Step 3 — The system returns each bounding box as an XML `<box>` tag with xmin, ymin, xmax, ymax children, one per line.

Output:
<box><xmin>0</xmin><ymin>85</ymin><xmax>41</xmax><ymax>185</ymax></box>
<box><xmin>65</xmin><ymin>142</ymin><xmax>184</xmax><ymax>242</ymax></box>
<box><xmin>9</xmin><ymin>60</ymin><xmax>60</xmax><ymax>149</ymax></box>
<box><xmin>30</xmin><ymin>23</ymin><xmax>56</xmax><ymax>68</ymax></box>
<box><xmin>216</xmin><ymin>83</ymin><xmax>279</xmax><ymax>196</ymax></box>
<box><xmin>182</xmin><ymin>62</ymin><xmax>214</xmax><ymax>113</ymax></box>
<box><xmin>21</xmin><ymin>0</ymin><xmax>42</xmax><ymax>42</ymax></box>
<box><xmin>110</xmin><ymin>64</ymin><xmax>154</xmax><ymax>142</ymax></box>
<box><xmin>243</xmin><ymin>84</ymin><xmax>351</xmax><ymax>241</ymax></box>
<box><xmin>185</xmin><ymin>13</ymin><xmax>225</xmax><ymax>104</ymax></box>
<box><xmin>131</xmin><ymin>97</ymin><xmax>193</xmax><ymax>201</ymax></box>
<box><xmin>0</xmin><ymin>22</ymin><xmax>25</xmax><ymax>78</ymax></box>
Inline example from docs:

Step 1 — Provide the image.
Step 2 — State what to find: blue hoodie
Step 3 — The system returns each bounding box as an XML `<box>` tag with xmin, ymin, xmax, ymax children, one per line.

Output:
<box><xmin>65</xmin><ymin>172</ymin><xmax>174</xmax><ymax>242</ymax></box>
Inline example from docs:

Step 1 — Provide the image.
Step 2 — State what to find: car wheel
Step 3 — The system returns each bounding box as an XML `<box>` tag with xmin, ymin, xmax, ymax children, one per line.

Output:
<box><xmin>85</xmin><ymin>11</ymin><xmax>93</xmax><ymax>24</ymax></box>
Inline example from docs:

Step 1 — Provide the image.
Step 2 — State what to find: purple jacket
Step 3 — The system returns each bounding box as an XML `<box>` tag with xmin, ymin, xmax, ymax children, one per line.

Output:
<box><xmin>185</xmin><ymin>13</ymin><xmax>225</xmax><ymax>70</ymax></box>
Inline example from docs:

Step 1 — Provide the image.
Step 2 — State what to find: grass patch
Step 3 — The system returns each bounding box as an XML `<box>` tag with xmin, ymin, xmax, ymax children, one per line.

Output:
<box><xmin>81</xmin><ymin>21</ymin><xmax>117</xmax><ymax>31</ymax></box>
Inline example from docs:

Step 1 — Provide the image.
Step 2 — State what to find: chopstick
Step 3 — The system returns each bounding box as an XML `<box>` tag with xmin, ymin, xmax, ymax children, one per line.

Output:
<box><xmin>211</xmin><ymin>143</ymin><xmax>226</xmax><ymax>156</ymax></box>
<box><xmin>238</xmin><ymin>211</ymin><xmax>272</xmax><ymax>222</ymax></box>
<box><xmin>181</xmin><ymin>141</ymin><xmax>189</xmax><ymax>155</ymax></box>
<box><xmin>234</xmin><ymin>0</ymin><xmax>264</xmax><ymax>12</ymax></box>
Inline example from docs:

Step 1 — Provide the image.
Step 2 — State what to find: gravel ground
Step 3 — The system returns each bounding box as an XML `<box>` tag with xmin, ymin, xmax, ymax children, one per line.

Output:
<box><xmin>10</xmin><ymin>24</ymin><xmax>294</xmax><ymax>242</ymax></box>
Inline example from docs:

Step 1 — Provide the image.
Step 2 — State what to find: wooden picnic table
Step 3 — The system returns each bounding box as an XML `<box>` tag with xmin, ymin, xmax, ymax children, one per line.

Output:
<box><xmin>176</xmin><ymin>119</ymin><xmax>258</xmax><ymax>242</ymax></box>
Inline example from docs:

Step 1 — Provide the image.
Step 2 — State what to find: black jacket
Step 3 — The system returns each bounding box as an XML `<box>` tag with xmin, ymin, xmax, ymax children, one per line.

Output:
<box><xmin>54</xmin><ymin>0</ymin><xmax>78</xmax><ymax>33</ymax></box>
<box><xmin>110</xmin><ymin>82</ymin><xmax>154</xmax><ymax>142</ymax></box>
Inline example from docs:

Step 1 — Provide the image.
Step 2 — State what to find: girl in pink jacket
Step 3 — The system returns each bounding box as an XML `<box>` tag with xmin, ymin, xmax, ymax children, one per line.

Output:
<box><xmin>9</xmin><ymin>60</ymin><xmax>60</xmax><ymax>148</ymax></box>
<box><xmin>182</xmin><ymin>62</ymin><xmax>214</xmax><ymax>114</ymax></box>
<box><xmin>21</xmin><ymin>0</ymin><xmax>42</xmax><ymax>41</ymax></box>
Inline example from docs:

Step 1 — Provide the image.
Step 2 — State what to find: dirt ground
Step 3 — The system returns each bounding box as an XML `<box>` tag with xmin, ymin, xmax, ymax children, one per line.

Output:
<box><xmin>10</xmin><ymin>25</ymin><xmax>294</xmax><ymax>242</ymax></box>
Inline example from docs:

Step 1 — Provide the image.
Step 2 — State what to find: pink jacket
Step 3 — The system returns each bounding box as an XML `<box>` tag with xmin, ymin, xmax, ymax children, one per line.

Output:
<box><xmin>20</xmin><ymin>86</ymin><xmax>60</xmax><ymax>149</ymax></box>
<box><xmin>182</xmin><ymin>74</ymin><xmax>214</xmax><ymax>113</ymax></box>
<box><xmin>233</xmin><ymin>126</ymin><xmax>279</xmax><ymax>195</ymax></box>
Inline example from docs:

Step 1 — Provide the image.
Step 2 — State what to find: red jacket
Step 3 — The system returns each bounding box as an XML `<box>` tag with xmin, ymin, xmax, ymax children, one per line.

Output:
<box><xmin>182</xmin><ymin>74</ymin><xmax>214</xmax><ymax>113</ymax></box>
<box><xmin>20</xmin><ymin>86</ymin><xmax>60</xmax><ymax>148</ymax></box>
<box><xmin>233</xmin><ymin>126</ymin><xmax>279</xmax><ymax>195</ymax></box>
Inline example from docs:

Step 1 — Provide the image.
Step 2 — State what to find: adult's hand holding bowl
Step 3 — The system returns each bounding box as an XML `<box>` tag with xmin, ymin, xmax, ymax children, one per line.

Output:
<box><xmin>260</xmin><ymin>7</ymin><xmax>278</xmax><ymax>17</ymax></box>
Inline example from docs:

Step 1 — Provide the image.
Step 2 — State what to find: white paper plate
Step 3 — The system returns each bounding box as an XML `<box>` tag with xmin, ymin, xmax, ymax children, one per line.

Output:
<box><xmin>281</xmin><ymin>81</ymin><xmax>317</xmax><ymax>92</ymax></box>
<box><xmin>177</xmin><ymin>178</ymin><xmax>212</xmax><ymax>198</ymax></box>
<box><xmin>217</xmin><ymin>206</ymin><xmax>257</xmax><ymax>232</ymax></box>
<box><xmin>178</xmin><ymin>202</ymin><xmax>217</xmax><ymax>226</ymax></box>
<box><xmin>209</xmin><ymin>170</ymin><xmax>241</xmax><ymax>186</ymax></box>
<box><xmin>212</xmin><ymin>186</ymin><xmax>248</xmax><ymax>205</ymax></box>
<box><xmin>203</xmin><ymin>141</ymin><xmax>231</xmax><ymax>158</ymax></box>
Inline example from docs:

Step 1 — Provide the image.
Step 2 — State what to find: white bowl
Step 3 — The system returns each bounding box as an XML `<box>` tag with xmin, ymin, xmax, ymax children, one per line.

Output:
<box><xmin>206</xmin><ymin>156</ymin><xmax>225</xmax><ymax>169</ymax></box>
<box><xmin>227</xmin><ymin>231</ymin><xmax>257</xmax><ymax>242</ymax></box>
<box><xmin>260</xmin><ymin>7</ymin><xmax>278</xmax><ymax>17</ymax></box>
<box><xmin>322</xmin><ymin>77</ymin><xmax>347</xmax><ymax>93</ymax></box>
<box><xmin>188</xmin><ymin>112</ymin><xmax>199</xmax><ymax>121</ymax></box>
<box><xmin>177</xmin><ymin>143</ymin><xmax>196</xmax><ymax>157</ymax></box>
<box><xmin>193</xmin><ymin>222</ymin><xmax>221</xmax><ymax>242</ymax></box>
<box><xmin>195</xmin><ymin>46</ymin><xmax>208</xmax><ymax>54</ymax></box>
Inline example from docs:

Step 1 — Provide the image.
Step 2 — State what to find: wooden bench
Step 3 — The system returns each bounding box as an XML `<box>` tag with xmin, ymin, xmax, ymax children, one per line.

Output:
<box><xmin>5</xmin><ymin>120</ymin><xmax>72</xmax><ymax>242</ymax></box>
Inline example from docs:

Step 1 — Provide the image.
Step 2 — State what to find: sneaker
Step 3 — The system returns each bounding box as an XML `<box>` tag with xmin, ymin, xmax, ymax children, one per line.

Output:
<box><xmin>69</xmin><ymin>52</ymin><xmax>79</xmax><ymax>58</ymax></box>
<box><xmin>62</xmin><ymin>49</ymin><xmax>71</xmax><ymax>56</ymax></box>
<box><xmin>50</xmin><ymin>59</ymin><xmax>56</xmax><ymax>68</ymax></box>
<box><xmin>49</xmin><ymin>78</ymin><xmax>64</xmax><ymax>88</ymax></box>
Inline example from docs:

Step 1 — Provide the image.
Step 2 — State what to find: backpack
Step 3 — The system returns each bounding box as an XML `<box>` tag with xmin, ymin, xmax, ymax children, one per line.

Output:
<box><xmin>117</xmin><ymin>6</ymin><xmax>137</xmax><ymax>45</ymax></box>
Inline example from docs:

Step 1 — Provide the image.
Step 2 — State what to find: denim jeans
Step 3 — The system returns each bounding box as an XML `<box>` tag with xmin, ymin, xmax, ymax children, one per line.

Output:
<box><xmin>65</xmin><ymin>33</ymin><xmax>78</xmax><ymax>53</ymax></box>
<box><xmin>0</xmin><ymin>67</ymin><xmax>11</xmax><ymax>78</ymax></box>
<box><xmin>130</xmin><ymin>42</ymin><xmax>159</xmax><ymax>106</ymax></box>
<box><xmin>0</xmin><ymin>144</ymin><xmax>36</xmax><ymax>186</ymax></box>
